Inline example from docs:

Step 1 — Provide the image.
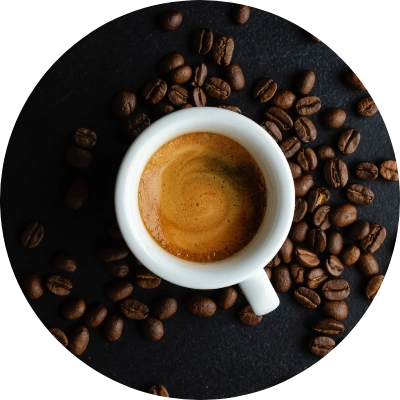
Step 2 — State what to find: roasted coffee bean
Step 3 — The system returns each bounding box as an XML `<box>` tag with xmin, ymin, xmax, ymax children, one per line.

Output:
<box><xmin>308</xmin><ymin>187</ymin><xmax>330</xmax><ymax>213</ymax></box>
<box><xmin>68</xmin><ymin>325</ymin><xmax>89</xmax><ymax>356</ymax></box>
<box><xmin>324</xmin><ymin>159</ymin><xmax>348</xmax><ymax>188</ymax></box>
<box><xmin>357</xmin><ymin>96</ymin><xmax>378</xmax><ymax>117</ymax></box>
<box><xmin>289</xmin><ymin>162</ymin><xmax>302</xmax><ymax>179</ymax></box>
<box><xmin>158</xmin><ymin>53</ymin><xmax>185</xmax><ymax>76</ymax></box>
<box><xmin>279</xmin><ymin>237</ymin><xmax>293</xmax><ymax>264</ymax></box>
<box><xmin>271</xmin><ymin>265</ymin><xmax>292</xmax><ymax>292</ymax></box>
<box><xmin>338</xmin><ymin>128</ymin><xmax>361</xmax><ymax>154</ymax></box>
<box><xmin>158</xmin><ymin>10</ymin><xmax>182</xmax><ymax>31</ymax></box>
<box><xmin>170</xmin><ymin>65</ymin><xmax>192</xmax><ymax>84</ymax></box>
<box><xmin>321</xmin><ymin>279</ymin><xmax>350</xmax><ymax>300</ymax></box>
<box><xmin>102</xmin><ymin>314</ymin><xmax>124</xmax><ymax>341</ymax></box>
<box><xmin>312</xmin><ymin>318</ymin><xmax>345</xmax><ymax>335</ymax></box>
<box><xmin>21</xmin><ymin>272</ymin><xmax>44</xmax><ymax>299</ymax></box>
<box><xmin>190</xmin><ymin>63</ymin><xmax>207</xmax><ymax>87</ymax></box>
<box><xmin>321</xmin><ymin>300</ymin><xmax>348</xmax><ymax>320</ymax></box>
<box><xmin>325</xmin><ymin>255</ymin><xmax>344</xmax><ymax>277</ymax></box>
<box><xmin>232</xmin><ymin>4</ymin><xmax>250</xmax><ymax>24</ymax></box>
<box><xmin>239</xmin><ymin>305</ymin><xmax>262</xmax><ymax>325</ymax></box>
<box><xmin>167</xmin><ymin>85</ymin><xmax>189</xmax><ymax>106</ymax></box>
<box><xmin>136</xmin><ymin>267</ymin><xmax>162</xmax><ymax>289</ymax></box>
<box><xmin>316</xmin><ymin>145</ymin><xmax>335</xmax><ymax>161</ymax></box>
<box><xmin>216</xmin><ymin>287</ymin><xmax>238</xmax><ymax>309</ymax></box>
<box><xmin>122</xmin><ymin>112</ymin><xmax>150</xmax><ymax>141</ymax></box>
<box><xmin>310</xmin><ymin>34</ymin><xmax>321</xmax><ymax>42</ymax></box>
<box><xmin>294</xmin><ymin>287</ymin><xmax>321</xmax><ymax>308</ymax></box>
<box><xmin>321</xmin><ymin>108</ymin><xmax>346</xmax><ymax>129</ymax></box>
<box><xmin>153</xmin><ymin>101</ymin><xmax>175</xmax><ymax>118</ymax></box>
<box><xmin>307</xmin><ymin>229</ymin><xmax>327</xmax><ymax>253</ymax></box>
<box><xmin>326</xmin><ymin>230</ymin><xmax>343</xmax><ymax>255</ymax></box>
<box><xmin>305</xmin><ymin>268</ymin><xmax>328</xmax><ymax>289</ymax></box>
<box><xmin>290</xmin><ymin>264</ymin><xmax>305</xmax><ymax>284</ymax></box>
<box><xmin>280</xmin><ymin>136</ymin><xmax>301</xmax><ymax>158</ymax></box>
<box><xmin>313</xmin><ymin>205</ymin><xmax>331</xmax><ymax>230</ymax></box>
<box><xmin>260</xmin><ymin>120</ymin><xmax>282</xmax><ymax>142</ymax></box>
<box><xmin>152</xmin><ymin>296</ymin><xmax>178</xmax><ymax>319</ymax></box>
<box><xmin>192</xmin><ymin>87</ymin><xmax>207</xmax><ymax>107</ymax></box>
<box><xmin>217</xmin><ymin>104</ymin><xmax>241</xmax><ymax>113</ymax></box>
<box><xmin>379</xmin><ymin>160</ymin><xmax>398</xmax><ymax>181</ymax></box>
<box><xmin>106</xmin><ymin>221</ymin><xmax>123</xmax><ymax>241</ymax></box>
<box><xmin>294</xmin><ymin>174</ymin><xmax>314</xmax><ymax>197</ymax></box>
<box><xmin>193</xmin><ymin>28</ymin><xmax>213</xmax><ymax>54</ymax></box>
<box><xmin>143</xmin><ymin>78</ymin><xmax>167</xmax><ymax>104</ymax></box>
<box><xmin>112</xmin><ymin>92</ymin><xmax>137</xmax><ymax>118</ymax></box>
<box><xmin>345</xmin><ymin>70</ymin><xmax>366</xmax><ymax>91</ymax></box>
<box><xmin>357</xmin><ymin>253</ymin><xmax>379</xmax><ymax>276</ymax></box>
<box><xmin>73</xmin><ymin>127</ymin><xmax>97</xmax><ymax>148</ymax></box>
<box><xmin>345</xmin><ymin>184</ymin><xmax>374</xmax><ymax>205</ymax></box>
<box><xmin>296</xmin><ymin>70</ymin><xmax>316</xmax><ymax>94</ymax></box>
<box><xmin>223</xmin><ymin>63</ymin><xmax>245</xmax><ymax>91</ymax></box>
<box><xmin>360</xmin><ymin>223</ymin><xmax>386</xmax><ymax>253</ymax></box>
<box><xmin>355</xmin><ymin>162</ymin><xmax>378</xmax><ymax>181</ymax></box>
<box><xmin>295</xmin><ymin>247</ymin><xmax>320</xmax><ymax>268</ymax></box>
<box><xmin>180</xmin><ymin>103</ymin><xmax>193</xmax><ymax>109</ymax></box>
<box><xmin>204</xmin><ymin>77</ymin><xmax>231</xmax><ymax>100</ymax></box>
<box><xmin>60</xmin><ymin>297</ymin><xmax>86</xmax><ymax>320</ymax></box>
<box><xmin>330</xmin><ymin>204</ymin><xmax>357</xmax><ymax>227</ymax></box>
<box><xmin>149</xmin><ymin>385</ymin><xmax>169</xmax><ymax>397</ymax></box>
<box><xmin>185</xmin><ymin>295</ymin><xmax>217</xmax><ymax>317</ymax></box>
<box><xmin>65</xmin><ymin>179</ymin><xmax>88</xmax><ymax>210</ymax></box>
<box><xmin>83</xmin><ymin>303</ymin><xmax>108</xmax><ymax>328</ymax></box>
<box><xmin>105</xmin><ymin>280</ymin><xmax>133</xmax><ymax>302</ymax></box>
<box><xmin>104</xmin><ymin>259</ymin><xmax>130</xmax><ymax>278</ymax></box>
<box><xmin>294</xmin><ymin>117</ymin><xmax>317</xmax><ymax>143</ymax></box>
<box><xmin>253</xmin><ymin>78</ymin><xmax>277</xmax><ymax>103</ymax></box>
<box><xmin>46</xmin><ymin>275</ymin><xmax>72</xmax><ymax>296</ymax></box>
<box><xmin>264</xmin><ymin>266</ymin><xmax>272</xmax><ymax>280</ymax></box>
<box><xmin>120</xmin><ymin>298</ymin><xmax>149</xmax><ymax>320</ymax></box>
<box><xmin>65</xmin><ymin>145</ymin><xmax>93</xmax><ymax>169</ymax></box>
<box><xmin>271</xmin><ymin>90</ymin><xmax>296</xmax><ymax>110</ymax></box>
<box><xmin>264</xmin><ymin>107</ymin><xmax>293</xmax><ymax>130</ymax></box>
<box><xmin>212</xmin><ymin>36</ymin><xmax>234</xmax><ymax>66</ymax></box>
<box><xmin>289</xmin><ymin>221</ymin><xmax>309</xmax><ymax>243</ymax></box>
<box><xmin>295</xmin><ymin>96</ymin><xmax>321</xmax><ymax>115</ymax></box>
<box><xmin>267</xmin><ymin>254</ymin><xmax>281</xmax><ymax>268</ymax></box>
<box><xmin>100</xmin><ymin>242</ymin><xmax>129</xmax><ymax>263</ymax></box>
<box><xmin>309</xmin><ymin>336</ymin><xmax>335</xmax><ymax>357</ymax></box>
<box><xmin>50</xmin><ymin>328</ymin><xmax>68</xmax><ymax>347</ymax></box>
<box><xmin>297</xmin><ymin>148</ymin><xmax>318</xmax><ymax>171</ymax></box>
<box><xmin>293</xmin><ymin>198</ymin><xmax>308</xmax><ymax>222</ymax></box>
<box><xmin>366</xmin><ymin>274</ymin><xmax>384</xmax><ymax>300</ymax></box>
<box><xmin>346</xmin><ymin>220</ymin><xmax>370</xmax><ymax>240</ymax></box>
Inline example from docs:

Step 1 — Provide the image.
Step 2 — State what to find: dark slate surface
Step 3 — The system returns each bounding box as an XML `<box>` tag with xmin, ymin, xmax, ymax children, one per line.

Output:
<box><xmin>1</xmin><ymin>1</ymin><xmax>398</xmax><ymax>399</ymax></box>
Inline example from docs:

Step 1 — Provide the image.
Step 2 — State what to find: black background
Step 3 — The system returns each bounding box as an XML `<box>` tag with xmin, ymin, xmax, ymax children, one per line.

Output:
<box><xmin>2</xmin><ymin>2</ymin><xmax>398</xmax><ymax>398</ymax></box>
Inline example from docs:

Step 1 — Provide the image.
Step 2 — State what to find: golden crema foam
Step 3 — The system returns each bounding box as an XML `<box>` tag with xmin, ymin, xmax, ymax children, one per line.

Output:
<box><xmin>138</xmin><ymin>132</ymin><xmax>267</xmax><ymax>262</ymax></box>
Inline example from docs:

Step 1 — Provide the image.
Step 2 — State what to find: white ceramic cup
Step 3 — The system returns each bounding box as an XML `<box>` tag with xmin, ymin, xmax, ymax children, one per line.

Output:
<box><xmin>115</xmin><ymin>107</ymin><xmax>294</xmax><ymax>315</ymax></box>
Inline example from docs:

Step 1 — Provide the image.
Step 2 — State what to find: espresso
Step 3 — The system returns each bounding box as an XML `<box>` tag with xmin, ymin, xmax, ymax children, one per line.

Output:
<box><xmin>138</xmin><ymin>132</ymin><xmax>267</xmax><ymax>262</ymax></box>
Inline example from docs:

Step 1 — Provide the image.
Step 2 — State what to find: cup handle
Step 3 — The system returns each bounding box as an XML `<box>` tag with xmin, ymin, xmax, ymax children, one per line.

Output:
<box><xmin>238</xmin><ymin>269</ymin><xmax>280</xmax><ymax>316</ymax></box>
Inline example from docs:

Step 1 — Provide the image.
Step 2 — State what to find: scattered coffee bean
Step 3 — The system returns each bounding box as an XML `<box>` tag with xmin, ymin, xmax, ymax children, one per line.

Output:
<box><xmin>212</xmin><ymin>36</ymin><xmax>234</xmax><ymax>66</ymax></box>
<box><xmin>217</xmin><ymin>104</ymin><xmax>241</xmax><ymax>113</ymax></box>
<box><xmin>308</xmin><ymin>187</ymin><xmax>330</xmax><ymax>213</ymax></box>
<box><xmin>279</xmin><ymin>237</ymin><xmax>293</xmax><ymax>264</ymax></box>
<box><xmin>190</xmin><ymin>63</ymin><xmax>207</xmax><ymax>87</ymax></box>
<box><xmin>204</xmin><ymin>77</ymin><xmax>231</xmax><ymax>100</ymax></box>
<box><xmin>239</xmin><ymin>305</ymin><xmax>262</xmax><ymax>325</ymax></box>
<box><xmin>288</xmin><ymin>162</ymin><xmax>302</xmax><ymax>179</ymax></box>
<box><xmin>289</xmin><ymin>220</ymin><xmax>309</xmax><ymax>243</ymax></box>
<box><xmin>46</xmin><ymin>275</ymin><xmax>72</xmax><ymax>296</ymax></box>
<box><xmin>112</xmin><ymin>92</ymin><xmax>137</xmax><ymax>118</ymax></box>
<box><xmin>316</xmin><ymin>144</ymin><xmax>335</xmax><ymax>161</ymax></box>
<box><xmin>65</xmin><ymin>145</ymin><xmax>93</xmax><ymax>169</ymax></box>
<box><xmin>107</xmin><ymin>221</ymin><xmax>123</xmax><ymax>241</ymax></box>
<box><xmin>170</xmin><ymin>65</ymin><xmax>192</xmax><ymax>84</ymax></box>
<box><xmin>149</xmin><ymin>385</ymin><xmax>169</xmax><ymax>397</ymax></box>
<box><xmin>379</xmin><ymin>160</ymin><xmax>398</xmax><ymax>181</ymax></box>
<box><xmin>105</xmin><ymin>280</ymin><xmax>133</xmax><ymax>302</ymax></box>
<box><xmin>158</xmin><ymin>53</ymin><xmax>185</xmax><ymax>76</ymax></box>
<box><xmin>324</xmin><ymin>159</ymin><xmax>348</xmax><ymax>188</ymax></box>
<box><xmin>297</xmin><ymin>148</ymin><xmax>318</xmax><ymax>171</ymax></box>
<box><xmin>271</xmin><ymin>90</ymin><xmax>296</xmax><ymax>110</ymax></box>
<box><xmin>216</xmin><ymin>287</ymin><xmax>238</xmax><ymax>309</ymax></box>
<box><xmin>104</xmin><ymin>259</ymin><xmax>130</xmax><ymax>278</ymax></box>
<box><xmin>139</xmin><ymin>316</ymin><xmax>164</xmax><ymax>341</ymax></box>
<box><xmin>338</xmin><ymin>128</ymin><xmax>361</xmax><ymax>154</ymax></box>
<box><xmin>267</xmin><ymin>254</ymin><xmax>281</xmax><ymax>268</ymax></box>
<box><xmin>260</xmin><ymin>121</ymin><xmax>282</xmax><ymax>143</ymax></box>
<box><xmin>20</xmin><ymin>221</ymin><xmax>44</xmax><ymax>248</ymax></box>
<box><xmin>21</xmin><ymin>272</ymin><xmax>44</xmax><ymax>299</ymax></box>
<box><xmin>346</xmin><ymin>220</ymin><xmax>370</xmax><ymax>240</ymax></box>
<box><xmin>321</xmin><ymin>300</ymin><xmax>348</xmax><ymax>320</ymax></box>
<box><xmin>294</xmin><ymin>174</ymin><xmax>315</xmax><ymax>197</ymax></box>
<box><xmin>102</xmin><ymin>314</ymin><xmax>124</xmax><ymax>341</ymax></box>
<box><xmin>223</xmin><ymin>63</ymin><xmax>245</xmax><ymax>91</ymax></box>
<box><xmin>167</xmin><ymin>85</ymin><xmax>189</xmax><ymax>106</ymax></box>
<box><xmin>345</xmin><ymin>183</ymin><xmax>374</xmax><ymax>205</ymax></box>
<box><xmin>330</xmin><ymin>204</ymin><xmax>357</xmax><ymax>227</ymax></box>
<box><xmin>73</xmin><ymin>127</ymin><xmax>97</xmax><ymax>148</ymax></box>
<box><xmin>294</xmin><ymin>117</ymin><xmax>317</xmax><ymax>143</ymax></box>
<box><xmin>136</xmin><ymin>267</ymin><xmax>162</xmax><ymax>289</ymax></box>
<box><xmin>152</xmin><ymin>296</ymin><xmax>178</xmax><ymax>319</ymax></box>
<box><xmin>307</xmin><ymin>229</ymin><xmax>327</xmax><ymax>253</ymax></box>
<box><xmin>280</xmin><ymin>136</ymin><xmax>301</xmax><ymax>158</ymax></box>
<box><xmin>313</xmin><ymin>205</ymin><xmax>331</xmax><ymax>230</ymax></box>
<box><xmin>158</xmin><ymin>10</ymin><xmax>182</xmax><ymax>31</ymax></box>
<box><xmin>192</xmin><ymin>87</ymin><xmax>207</xmax><ymax>107</ymax></box>
<box><xmin>68</xmin><ymin>325</ymin><xmax>89</xmax><ymax>356</ymax></box>
<box><xmin>50</xmin><ymin>328</ymin><xmax>68</xmax><ymax>347</ymax></box>
<box><xmin>185</xmin><ymin>295</ymin><xmax>217</xmax><ymax>317</ymax></box>
<box><xmin>264</xmin><ymin>266</ymin><xmax>272</xmax><ymax>280</ymax></box>
<box><xmin>294</xmin><ymin>286</ymin><xmax>321</xmax><ymax>308</ymax></box>
<box><xmin>365</xmin><ymin>274</ymin><xmax>384</xmax><ymax>300</ymax></box>
<box><xmin>143</xmin><ymin>78</ymin><xmax>167</xmax><ymax>104</ymax></box>
<box><xmin>293</xmin><ymin>198</ymin><xmax>308</xmax><ymax>222</ymax></box>
<box><xmin>321</xmin><ymin>279</ymin><xmax>350</xmax><ymax>301</ymax></box>
<box><xmin>325</xmin><ymin>255</ymin><xmax>344</xmax><ymax>277</ymax></box>
<box><xmin>360</xmin><ymin>223</ymin><xmax>386</xmax><ymax>253</ymax></box>
<box><xmin>271</xmin><ymin>265</ymin><xmax>292</xmax><ymax>292</ymax></box>
<box><xmin>312</xmin><ymin>318</ymin><xmax>345</xmax><ymax>335</ymax></box>
<box><xmin>253</xmin><ymin>78</ymin><xmax>277</xmax><ymax>103</ymax></box>
<box><xmin>345</xmin><ymin>70</ymin><xmax>366</xmax><ymax>91</ymax></box>
<box><xmin>65</xmin><ymin>179</ymin><xmax>88</xmax><ymax>210</ymax></box>
<box><xmin>305</xmin><ymin>268</ymin><xmax>328</xmax><ymax>289</ymax></box>
<box><xmin>309</xmin><ymin>336</ymin><xmax>335</xmax><ymax>357</ymax></box>
<box><xmin>325</xmin><ymin>230</ymin><xmax>343</xmax><ymax>255</ymax></box>
<box><xmin>60</xmin><ymin>297</ymin><xmax>86</xmax><ymax>320</ymax></box>
<box><xmin>310</xmin><ymin>34</ymin><xmax>321</xmax><ymax>42</ymax></box>
<box><xmin>122</xmin><ymin>112</ymin><xmax>150</xmax><ymax>141</ymax></box>
<box><xmin>100</xmin><ymin>242</ymin><xmax>129</xmax><ymax>263</ymax></box>
<box><xmin>232</xmin><ymin>5</ymin><xmax>250</xmax><ymax>24</ymax></box>
<box><xmin>321</xmin><ymin>108</ymin><xmax>346</xmax><ymax>129</ymax></box>
<box><xmin>357</xmin><ymin>253</ymin><xmax>379</xmax><ymax>276</ymax></box>
<box><xmin>295</xmin><ymin>95</ymin><xmax>321</xmax><ymax>115</ymax></box>
<box><xmin>290</xmin><ymin>264</ymin><xmax>305</xmax><ymax>284</ymax></box>
<box><xmin>296</xmin><ymin>70</ymin><xmax>315</xmax><ymax>94</ymax></box>
<box><xmin>193</xmin><ymin>28</ymin><xmax>213</xmax><ymax>54</ymax></box>
<box><xmin>354</xmin><ymin>162</ymin><xmax>378</xmax><ymax>181</ymax></box>
<box><xmin>83</xmin><ymin>303</ymin><xmax>108</xmax><ymax>328</ymax></box>
<box><xmin>357</xmin><ymin>96</ymin><xmax>378</xmax><ymax>117</ymax></box>
<box><xmin>295</xmin><ymin>247</ymin><xmax>320</xmax><ymax>268</ymax></box>
<box><xmin>264</xmin><ymin>106</ymin><xmax>293</xmax><ymax>130</ymax></box>
<box><xmin>153</xmin><ymin>101</ymin><xmax>175</xmax><ymax>118</ymax></box>
<box><xmin>120</xmin><ymin>298</ymin><xmax>149</xmax><ymax>320</ymax></box>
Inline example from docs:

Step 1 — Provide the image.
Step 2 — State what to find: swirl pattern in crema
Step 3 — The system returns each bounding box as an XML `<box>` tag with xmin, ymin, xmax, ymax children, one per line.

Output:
<box><xmin>138</xmin><ymin>132</ymin><xmax>267</xmax><ymax>262</ymax></box>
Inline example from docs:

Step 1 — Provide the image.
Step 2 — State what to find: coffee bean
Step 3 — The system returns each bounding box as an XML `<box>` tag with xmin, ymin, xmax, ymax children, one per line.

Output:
<box><xmin>280</xmin><ymin>136</ymin><xmax>301</xmax><ymax>158</ymax></box>
<box><xmin>296</xmin><ymin>70</ymin><xmax>316</xmax><ymax>94</ymax></box>
<box><xmin>232</xmin><ymin>5</ymin><xmax>250</xmax><ymax>24</ymax></box>
<box><xmin>271</xmin><ymin>265</ymin><xmax>292</xmax><ymax>292</ymax></box>
<box><xmin>295</xmin><ymin>247</ymin><xmax>320</xmax><ymax>268</ymax></box>
<box><xmin>307</xmin><ymin>229</ymin><xmax>327</xmax><ymax>253</ymax></box>
<box><xmin>153</xmin><ymin>101</ymin><xmax>175</xmax><ymax>118</ymax></box>
<box><xmin>107</xmin><ymin>219</ymin><xmax>123</xmax><ymax>241</ymax></box>
<box><xmin>212</xmin><ymin>36</ymin><xmax>234</xmax><ymax>66</ymax></box>
<box><xmin>289</xmin><ymin>162</ymin><xmax>302</xmax><ymax>179</ymax></box>
<box><xmin>180</xmin><ymin>103</ymin><xmax>193</xmax><ymax>109</ymax></box>
<box><xmin>167</xmin><ymin>85</ymin><xmax>188</xmax><ymax>106</ymax></box>
<box><xmin>338</xmin><ymin>128</ymin><xmax>361</xmax><ymax>154</ymax></box>
<box><xmin>190</xmin><ymin>63</ymin><xmax>207</xmax><ymax>88</ymax></box>
<box><xmin>321</xmin><ymin>108</ymin><xmax>346</xmax><ymax>129</ymax></box>
<box><xmin>294</xmin><ymin>174</ymin><xmax>315</xmax><ymax>197</ymax></box>
<box><xmin>310</xmin><ymin>34</ymin><xmax>321</xmax><ymax>42</ymax></box>
<box><xmin>345</xmin><ymin>183</ymin><xmax>374</xmax><ymax>205</ymax></box>
<box><xmin>73</xmin><ymin>127</ymin><xmax>97</xmax><ymax>148</ymax></box>
<box><xmin>279</xmin><ymin>237</ymin><xmax>293</xmax><ymax>263</ymax></box>
<box><xmin>325</xmin><ymin>255</ymin><xmax>344</xmax><ymax>277</ymax></box>
<box><xmin>260</xmin><ymin>120</ymin><xmax>282</xmax><ymax>142</ymax></box>
<box><xmin>308</xmin><ymin>187</ymin><xmax>330</xmax><ymax>213</ymax></box>
<box><xmin>192</xmin><ymin>87</ymin><xmax>207</xmax><ymax>107</ymax></box>
<box><xmin>297</xmin><ymin>148</ymin><xmax>318</xmax><ymax>171</ymax></box>
<box><xmin>60</xmin><ymin>297</ymin><xmax>86</xmax><ymax>320</ymax></box>
<box><xmin>239</xmin><ymin>305</ymin><xmax>262</xmax><ymax>325</ymax></box>
<box><xmin>360</xmin><ymin>223</ymin><xmax>386</xmax><ymax>253</ymax></box>
<box><xmin>120</xmin><ymin>298</ymin><xmax>149</xmax><ymax>320</ymax></box>
<box><xmin>143</xmin><ymin>78</ymin><xmax>167</xmax><ymax>104</ymax></box>
<box><xmin>68</xmin><ymin>325</ymin><xmax>89</xmax><ymax>356</ymax></box>
<box><xmin>294</xmin><ymin>287</ymin><xmax>321</xmax><ymax>308</ymax></box>
<box><xmin>100</xmin><ymin>242</ymin><xmax>129</xmax><ymax>263</ymax></box>
<box><xmin>264</xmin><ymin>106</ymin><xmax>293</xmax><ymax>130</ymax></box>
<box><xmin>217</xmin><ymin>104</ymin><xmax>241</xmax><ymax>113</ymax></box>
<box><xmin>263</xmin><ymin>266</ymin><xmax>271</xmax><ymax>280</ymax></box>
<box><xmin>102</xmin><ymin>314</ymin><xmax>124</xmax><ymax>341</ymax></box>
<box><xmin>136</xmin><ymin>267</ymin><xmax>162</xmax><ymax>289</ymax></box>
<box><xmin>289</xmin><ymin>220</ymin><xmax>309</xmax><ymax>244</ymax></box>
<box><xmin>122</xmin><ymin>112</ymin><xmax>150</xmax><ymax>141</ymax></box>
<box><xmin>170</xmin><ymin>65</ymin><xmax>192</xmax><ymax>84</ymax></box>
<box><xmin>321</xmin><ymin>300</ymin><xmax>348</xmax><ymax>320</ymax></box>
<box><xmin>346</xmin><ymin>220</ymin><xmax>370</xmax><ymax>240</ymax></box>
<box><xmin>354</xmin><ymin>162</ymin><xmax>378</xmax><ymax>181</ymax></box>
<box><xmin>326</xmin><ymin>230</ymin><xmax>343</xmax><ymax>255</ymax></box>
<box><xmin>46</xmin><ymin>275</ymin><xmax>72</xmax><ymax>296</ymax></box>
<box><xmin>290</xmin><ymin>264</ymin><xmax>305</xmax><ymax>284</ymax></box>
<box><xmin>293</xmin><ymin>198</ymin><xmax>308</xmax><ymax>222</ymax></box>
<box><xmin>295</xmin><ymin>96</ymin><xmax>321</xmax><ymax>115</ymax></box>
<box><xmin>158</xmin><ymin>53</ymin><xmax>185</xmax><ymax>76</ymax></box>
<box><xmin>379</xmin><ymin>160</ymin><xmax>398</xmax><ymax>181</ymax></box>
<box><xmin>158</xmin><ymin>10</ymin><xmax>182</xmax><ymax>31</ymax></box>
<box><xmin>49</xmin><ymin>328</ymin><xmax>68</xmax><ymax>347</ymax></box>
<box><xmin>309</xmin><ymin>336</ymin><xmax>335</xmax><ymax>357</ymax></box>
<box><xmin>253</xmin><ymin>78</ymin><xmax>277</xmax><ymax>103</ymax></box>
<box><xmin>305</xmin><ymin>268</ymin><xmax>329</xmax><ymax>289</ymax></box>
<box><xmin>357</xmin><ymin>253</ymin><xmax>379</xmax><ymax>276</ymax></box>
<box><xmin>324</xmin><ymin>159</ymin><xmax>348</xmax><ymax>188</ymax></box>
<box><xmin>271</xmin><ymin>90</ymin><xmax>296</xmax><ymax>110</ymax></box>
<box><xmin>185</xmin><ymin>295</ymin><xmax>217</xmax><ymax>317</ymax></box>
<box><xmin>204</xmin><ymin>77</ymin><xmax>231</xmax><ymax>100</ymax></box>
<box><xmin>112</xmin><ymin>92</ymin><xmax>137</xmax><ymax>118</ymax></box>
<box><xmin>193</xmin><ymin>28</ymin><xmax>213</xmax><ymax>54</ymax></box>
<box><xmin>216</xmin><ymin>287</ymin><xmax>238</xmax><ymax>309</ymax></box>
<box><xmin>83</xmin><ymin>303</ymin><xmax>108</xmax><ymax>328</ymax></box>
<box><xmin>223</xmin><ymin>63</ymin><xmax>245</xmax><ymax>91</ymax></box>
<box><xmin>149</xmin><ymin>385</ymin><xmax>169</xmax><ymax>397</ymax></box>
<box><xmin>294</xmin><ymin>117</ymin><xmax>317</xmax><ymax>143</ymax></box>
<box><xmin>105</xmin><ymin>280</ymin><xmax>133</xmax><ymax>302</ymax></box>
<box><xmin>104</xmin><ymin>259</ymin><xmax>130</xmax><ymax>278</ymax></box>
<box><xmin>366</xmin><ymin>274</ymin><xmax>384</xmax><ymax>300</ymax></box>
<box><xmin>267</xmin><ymin>254</ymin><xmax>281</xmax><ymax>268</ymax></box>
<box><xmin>345</xmin><ymin>70</ymin><xmax>366</xmax><ymax>91</ymax></box>
<box><xmin>65</xmin><ymin>145</ymin><xmax>93</xmax><ymax>168</ymax></box>
<box><xmin>321</xmin><ymin>279</ymin><xmax>350</xmax><ymax>301</ymax></box>
<box><xmin>357</xmin><ymin>96</ymin><xmax>378</xmax><ymax>117</ymax></box>
<box><xmin>21</xmin><ymin>272</ymin><xmax>44</xmax><ymax>299</ymax></box>
<box><xmin>316</xmin><ymin>144</ymin><xmax>335</xmax><ymax>161</ymax></box>
<box><xmin>313</xmin><ymin>205</ymin><xmax>331</xmax><ymax>230</ymax></box>
<box><xmin>152</xmin><ymin>296</ymin><xmax>178</xmax><ymax>319</ymax></box>
<box><xmin>65</xmin><ymin>179</ymin><xmax>88</xmax><ymax>210</ymax></box>
<box><xmin>330</xmin><ymin>204</ymin><xmax>357</xmax><ymax>227</ymax></box>
<box><xmin>139</xmin><ymin>316</ymin><xmax>165</xmax><ymax>341</ymax></box>
<box><xmin>312</xmin><ymin>318</ymin><xmax>345</xmax><ymax>335</ymax></box>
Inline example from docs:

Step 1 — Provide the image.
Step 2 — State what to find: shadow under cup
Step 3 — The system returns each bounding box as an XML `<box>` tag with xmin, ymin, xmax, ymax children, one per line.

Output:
<box><xmin>115</xmin><ymin>107</ymin><xmax>294</xmax><ymax>290</ymax></box>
